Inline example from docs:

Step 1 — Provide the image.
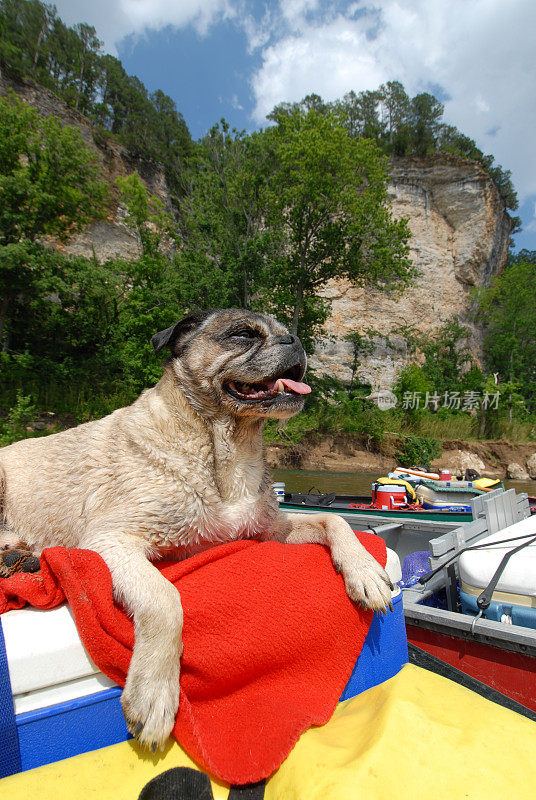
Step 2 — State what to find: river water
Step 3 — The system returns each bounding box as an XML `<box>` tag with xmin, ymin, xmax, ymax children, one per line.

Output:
<box><xmin>273</xmin><ymin>468</ymin><xmax>536</xmax><ymax>497</ymax></box>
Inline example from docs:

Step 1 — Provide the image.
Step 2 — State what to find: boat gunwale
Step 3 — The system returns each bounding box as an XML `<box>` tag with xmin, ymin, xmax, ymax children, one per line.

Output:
<box><xmin>280</xmin><ymin>500</ymin><xmax>471</xmax><ymax>522</ymax></box>
<box><xmin>404</xmin><ymin>600</ymin><xmax>536</xmax><ymax>657</ymax></box>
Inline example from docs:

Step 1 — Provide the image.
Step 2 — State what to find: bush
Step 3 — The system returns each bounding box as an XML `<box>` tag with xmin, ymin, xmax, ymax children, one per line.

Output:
<box><xmin>395</xmin><ymin>434</ymin><xmax>441</xmax><ymax>470</ymax></box>
<box><xmin>0</xmin><ymin>392</ymin><xmax>38</xmax><ymax>446</ymax></box>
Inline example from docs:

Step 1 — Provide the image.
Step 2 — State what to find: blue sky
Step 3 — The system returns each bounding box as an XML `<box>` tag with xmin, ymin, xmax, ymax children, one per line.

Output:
<box><xmin>55</xmin><ymin>1</ymin><xmax>536</xmax><ymax>252</ymax></box>
<box><xmin>117</xmin><ymin>20</ymin><xmax>259</xmax><ymax>138</ymax></box>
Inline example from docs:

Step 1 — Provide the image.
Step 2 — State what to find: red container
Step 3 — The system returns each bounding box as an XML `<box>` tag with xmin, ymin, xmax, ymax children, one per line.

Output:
<box><xmin>440</xmin><ymin>470</ymin><xmax>451</xmax><ymax>481</ymax></box>
<box><xmin>373</xmin><ymin>484</ymin><xmax>407</xmax><ymax>510</ymax></box>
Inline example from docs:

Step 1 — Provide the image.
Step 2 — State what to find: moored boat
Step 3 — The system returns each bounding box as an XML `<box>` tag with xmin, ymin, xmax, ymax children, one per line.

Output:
<box><xmin>282</xmin><ymin>491</ymin><xmax>474</xmax><ymax>521</ymax></box>
<box><xmin>279</xmin><ymin>468</ymin><xmax>512</xmax><ymax>521</ymax></box>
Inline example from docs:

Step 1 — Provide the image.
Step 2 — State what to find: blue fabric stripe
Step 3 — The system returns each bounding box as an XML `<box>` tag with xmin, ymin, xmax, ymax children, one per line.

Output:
<box><xmin>0</xmin><ymin>617</ymin><xmax>22</xmax><ymax>778</ymax></box>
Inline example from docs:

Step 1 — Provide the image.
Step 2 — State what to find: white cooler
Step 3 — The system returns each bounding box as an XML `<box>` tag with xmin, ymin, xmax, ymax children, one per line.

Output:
<box><xmin>458</xmin><ymin>515</ymin><xmax>536</xmax><ymax>627</ymax></box>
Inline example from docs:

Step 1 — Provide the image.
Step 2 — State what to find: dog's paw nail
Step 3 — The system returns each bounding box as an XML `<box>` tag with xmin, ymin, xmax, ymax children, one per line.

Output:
<box><xmin>388</xmin><ymin>601</ymin><xmax>394</xmax><ymax>612</ymax></box>
<box><xmin>151</xmin><ymin>742</ymin><xmax>158</xmax><ymax>754</ymax></box>
<box><xmin>133</xmin><ymin>722</ymin><xmax>144</xmax><ymax>737</ymax></box>
<box><xmin>334</xmin><ymin>562</ymin><xmax>342</xmax><ymax>574</ymax></box>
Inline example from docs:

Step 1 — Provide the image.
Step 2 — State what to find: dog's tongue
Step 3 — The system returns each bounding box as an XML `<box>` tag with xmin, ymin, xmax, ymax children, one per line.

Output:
<box><xmin>278</xmin><ymin>378</ymin><xmax>311</xmax><ymax>395</ymax></box>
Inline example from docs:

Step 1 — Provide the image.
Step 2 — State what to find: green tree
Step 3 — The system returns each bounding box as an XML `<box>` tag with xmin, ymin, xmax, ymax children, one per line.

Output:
<box><xmin>392</xmin><ymin>319</ymin><xmax>471</xmax><ymax>396</ymax></box>
<box><xmin>378</xmin><ymin>81</ymin><xmax>412</xmax><ymax>155</ymax></box>
<box><xmin>70</xmin><ymin>22</ymin><xmax>102</xmax><ymax>112</ymax></box>
<box><xmin>107</xmin><ymin>174</ymin><xmax>191</xmax><ymax>388</ymax></box>
<box><xmin>420</xmin><ymin>318</ymin><xmax>471</xmax><ymax>393</ymax></box>
<box><xmin>477</xmin><ymin>251</ymin><xmax>536</xmax><ymax>411</ymax></box>
<box><xmin>149</xmin><ymin>89</ymin><xmax>191</xmax><ymax>197</ymax></box>
<box><xmin>0</xmin><ymin>93</ymin><xmax>107</xmax><ymax>348</ymax></box>
<box><xmin>0</xmin><ymin>174</ymin><xmax>190</xmax><ymax>409</ymax></box>
<box><xmin>263</xmin><ymin>108</ymin><xmax>413</xmax><ymax>343</ymax></box>
<box><xmin>0</xmin><ymin>94</ymin><xmax>107</xmax><ymax>245</ymax></box>
<box><xmin>95</xmin><ymin>56</ymin><xmax>191</xmax><ymax>199</ymax></box>
<box><xmin>336</xmin><ymin>89</ymin><xmax>384</xmax><ymax>140</ymax></box>
<box><xmin>178</xmin><ymin>121</ymin><xmax>280</xmax><ymax>310</ymax></box>
<box><xmin>393</xmin><ymin>363</ymin><xmax>433</xmax><ymax>421</ymax></box>
<box><xmin>0</xmin><ymin>0</ymin><xmax>56</xmax><ymax>81</ymax></box>
<box><xmin>116</xmin><ymin>172</ymin><xmax>176</xmax><ymax>257</ymax></box>
<box><xmin>410</xmin><ymin>92</ymin><xmax>444</xmax><ymax>156</ymax></box>
<box><xmin>344</xmin><ymin>330</ymin><xmax>374</xmax><ymax>394</ymax></box>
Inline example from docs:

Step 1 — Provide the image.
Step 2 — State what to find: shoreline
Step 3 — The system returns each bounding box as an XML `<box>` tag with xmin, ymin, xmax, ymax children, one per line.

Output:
<box><xmin>266</xmin><ymin>434</ymin><xmax>536</xmax><ymax>483</ymax></box>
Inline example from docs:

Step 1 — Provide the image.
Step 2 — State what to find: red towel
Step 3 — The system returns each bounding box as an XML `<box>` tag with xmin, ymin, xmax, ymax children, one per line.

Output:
<box><xmin>0</xmin><ymin>533</ymin><xmax>386</xmax><ymax>784</ymax></box>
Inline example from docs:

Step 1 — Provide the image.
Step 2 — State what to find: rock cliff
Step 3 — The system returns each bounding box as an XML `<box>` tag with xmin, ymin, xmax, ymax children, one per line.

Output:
<box><xmin>309</xmin><ymin>155</ymin><xmax>512</xmax><ymax>388</ymax></box>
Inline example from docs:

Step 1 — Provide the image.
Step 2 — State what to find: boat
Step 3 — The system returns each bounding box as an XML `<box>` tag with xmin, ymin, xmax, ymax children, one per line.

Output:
<box><xmin>285</xmin><ymin>486</ymin><xmax>536</xmax><ymax>714</ymax></box>
<box><xmin>2</xmin><ymin>487</ymin><xmax>536</xmax><ymax>795</ymax></box>
<box><xmin>0</xmin><ymin>538</ymin><xmax>407</xmax><ymax>781</ymax></box>
<box><xmin>282</xmin><ymin>491</ymin><xmax>474</xmax><ymax>521</ymax></box>
<box><xmin>279</xmin><ymin>468</ymin><xmax>510</xmax><ymax>522</ymax></box>
<box><xmin>3</xmin><ymin>659</ymin><xmax>536</xmax><ymax>799</ymax></box>
<box><xmin>2</xmin><ymin>494</ymin><xmax>536</xmax><ymax>796</ymax></box>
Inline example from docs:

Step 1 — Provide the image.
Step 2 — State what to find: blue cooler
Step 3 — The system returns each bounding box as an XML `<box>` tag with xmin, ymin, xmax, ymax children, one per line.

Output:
<box><xmin>0</xmin><ymin>548</ymin><xmax>407</xmax><ymax>778</ymax></box>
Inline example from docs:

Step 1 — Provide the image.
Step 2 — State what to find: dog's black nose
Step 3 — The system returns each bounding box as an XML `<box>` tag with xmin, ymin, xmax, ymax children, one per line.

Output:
<box><xmin>277</xmin><ymin>334</ymin><xmax>297</xmax><ymax>345</ymax></box>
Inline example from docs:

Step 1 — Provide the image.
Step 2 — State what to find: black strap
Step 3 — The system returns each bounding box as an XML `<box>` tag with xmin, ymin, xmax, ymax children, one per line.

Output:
<box><xmin>419</xmin><ymin>531</ymin><xmax>536</xmax><ymax>586</ymax></box>
<box><xmin>228</xmin><ymin>781</ymin><xmax>266</xmax><ymax>799</ymax></box>
<box><xmin>477</xmin><ymin>534</ymin><xmax>536</xmax><ymax>609</ymax></box>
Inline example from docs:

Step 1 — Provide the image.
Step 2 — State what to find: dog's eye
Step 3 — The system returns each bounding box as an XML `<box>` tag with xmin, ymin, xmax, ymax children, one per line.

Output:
<box><xmin>230</xmin><ymin>328</ymin><xmax>262</xmax><ymax>340</ymax></box>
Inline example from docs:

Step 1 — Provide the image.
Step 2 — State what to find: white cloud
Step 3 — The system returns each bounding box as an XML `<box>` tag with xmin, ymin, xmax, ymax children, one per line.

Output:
<box><xmin>252</xmin><ymin>19</ymin><xmax>386</xmax><ymax>118</ymax></box>
<box><xmin>251</xmin><ymin>14</ymin><xmax>385</xmax><ymax>116</ymax></box>
<box><xmin>248</xmin><ymin>0</ymin><xmax>536</xmax><ymax>204</ymax></box>
<box><xmin>527</xmin><ymin>203</ymin><xmax>536</xmax><ymax>233</ymax></box>
<box><xmin>279</xmin><ymin>0</ymin><xmax>320</xmax><ymax>27</ymax></box>
<box><xmin>52</xmin><ymin>0</ymin><xmax>235</xmax><ymax>52</ymax></box>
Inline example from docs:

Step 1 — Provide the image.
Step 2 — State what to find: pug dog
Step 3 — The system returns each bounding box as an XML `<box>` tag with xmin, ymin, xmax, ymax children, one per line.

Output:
<box><xmin>0</xmin><ymin>309</ymin><xmax>392</xmax><ymax>751</ymax></box>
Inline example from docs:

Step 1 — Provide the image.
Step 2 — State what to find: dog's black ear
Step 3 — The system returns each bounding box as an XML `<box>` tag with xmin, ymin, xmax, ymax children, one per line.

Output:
<box><xmin>151</xmin><ymin>310</ymin><xmax>214</xmax><ymax>354</ymax></box>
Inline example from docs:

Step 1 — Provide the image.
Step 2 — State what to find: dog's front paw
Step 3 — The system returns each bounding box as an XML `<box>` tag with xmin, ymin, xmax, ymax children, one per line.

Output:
<box><xmin>335</xmin><ymin>549</ymin><xmax>394</xmax><ymax>613</ymax></box>
<box><xmin>122</xmin><ymin>662</ymin><xmax>181</xmax><ymax>752</ymax></box>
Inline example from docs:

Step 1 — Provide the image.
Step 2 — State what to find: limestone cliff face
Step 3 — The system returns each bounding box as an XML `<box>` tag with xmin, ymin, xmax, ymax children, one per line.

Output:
<box><xmin>309</xmin><ymin>155</ymin><xmax>512</xmax><ymax>388</ymax></box>
<box><xmin>0</xmin><ymin>75</ymin><xmax>171</xmax><ymax>262</ymax></box>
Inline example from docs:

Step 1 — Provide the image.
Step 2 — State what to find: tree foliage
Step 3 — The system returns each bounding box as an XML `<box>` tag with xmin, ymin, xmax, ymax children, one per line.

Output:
<box><xmin>178</xmin><ymin>111</ymin><xmax>413</xmax><ymax>350</ymax></box>
<box><xmin>269</xmin><ymin>82</ymin><xmax>518</xmax><ymax>218</ymax></box>
<box><xmin>0</xmin><ymin>92</ymin><xmax>108</xmax><ymax>350</ymax></box>
<box><xmin>0</xmin><ymin>93</ymin><xmax>107</xmax><ymax>246</ymax></box>
<box><xmin>0</xmin><ymin>0</ymin><xmax>192</xmax><ymax>200</ymax></box>
<box><xmin>262</xmin><ymin>108</ymin><xmax>413</xmax><ymax>343</ymax></box>
<box><xmin>177</xmin><ymin>121</ymin><xmax>281</xmax><ymax>310</ymax></box>
<box><xmin>0</xmin><ymin>166</ymin><xmax>190</xmax><ymax>411</ymax></box>
<box><xmin>477</xmin><ymin>250</ymin><xmax>536</xmax><ymax>411</ymax></box>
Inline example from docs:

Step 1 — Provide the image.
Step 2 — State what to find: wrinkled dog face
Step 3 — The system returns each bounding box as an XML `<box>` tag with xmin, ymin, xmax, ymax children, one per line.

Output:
<box><xmin>152</xmin><ymin>309</ymin><xmax>310</xmax><ymax>419</ymax></box>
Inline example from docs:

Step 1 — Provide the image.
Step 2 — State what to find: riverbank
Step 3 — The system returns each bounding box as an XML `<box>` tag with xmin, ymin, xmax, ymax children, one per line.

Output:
<box><xmin>265</xmin><ymin>433</ymin><xmax>536</xmax><ymax>482</ymax></box>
